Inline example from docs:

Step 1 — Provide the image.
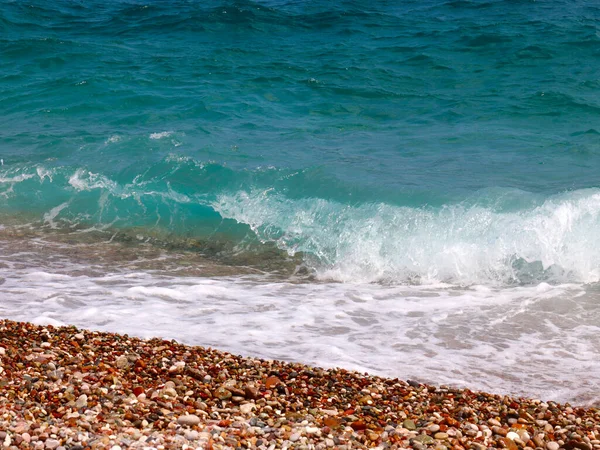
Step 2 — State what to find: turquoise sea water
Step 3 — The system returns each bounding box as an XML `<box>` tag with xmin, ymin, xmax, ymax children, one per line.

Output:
<box><xmin>2</xmin><ymin>0</ymin><xmax>600</xmax><ymax>402</ymax></box>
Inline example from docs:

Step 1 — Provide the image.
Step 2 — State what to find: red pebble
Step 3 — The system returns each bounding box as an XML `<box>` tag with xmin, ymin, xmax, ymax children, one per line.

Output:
<box><xmin>324</xmin><ymin>417</ymin><xmax>342</xmax><ymax>428</ymax></box>
<box><xmin>351</xmin><ymin>421</ymin><xmax>367</xmax><ymax>431</ymax></box>
<box><xmin>265</xmin><ymin>376</ymin><xmax>281</xmax><ymax>389</ymax></box>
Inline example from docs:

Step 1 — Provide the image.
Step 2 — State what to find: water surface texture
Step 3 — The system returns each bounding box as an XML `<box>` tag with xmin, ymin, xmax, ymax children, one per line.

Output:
<box><xmin>1</xmin><ymin>0</ymin><xmax>600</xmax><ymax>404</ymax></box>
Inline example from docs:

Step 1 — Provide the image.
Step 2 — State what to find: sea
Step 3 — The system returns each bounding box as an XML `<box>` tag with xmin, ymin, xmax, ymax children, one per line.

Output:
<box><xmin>1</xmin><ymin>0</ymin><xmax>600</xmax><ymax>406</ymax></box>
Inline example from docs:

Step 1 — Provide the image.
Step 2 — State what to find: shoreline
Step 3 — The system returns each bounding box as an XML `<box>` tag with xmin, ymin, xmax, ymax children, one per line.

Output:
<box><xmin>1</xmin><ymin>319</ymin><xmax>599</xmax><ymax>450</ymax></box>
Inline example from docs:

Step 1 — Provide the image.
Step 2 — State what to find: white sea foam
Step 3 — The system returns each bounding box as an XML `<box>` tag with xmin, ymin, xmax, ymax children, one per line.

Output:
<box><xmin>43</xmin><ymin>202</ymin><xmax>71</xmax><ymax>228</ymax></box>
<box><xmin>0</xmin><ymin>172</ymin><xmax>36</xmax><ymax>197</ymax></box>
<box><xmin>149</xmin><ymin>131</ymin><xmax>173</xmax><ymax>140</ymax></box>
<box><xmin>0</xmin><ymin>240</ymin><xmax>599</xmax><ymax>405</ymax></box>
<box><xmin>212</xmin><ymin>188</ymin><xmax>600</xmax><ymax>286</ymax></box>
<box><xmin>68</xmin><ymin>169</ymin><xmax>119</xmax><ymax>192</ymax></box>
<box><xmin>0</xmin><ymin>173</ymin><xmax>35</xmax><ymax>183</ymax></box>
<box><xmin>105</xmin><ymin>135</ymin><xmax>121</xmax><ymax>144</ymax></box>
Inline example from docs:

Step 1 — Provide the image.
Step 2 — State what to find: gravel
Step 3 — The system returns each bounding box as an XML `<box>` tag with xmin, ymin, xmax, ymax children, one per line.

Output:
<box><xmin>1</xmin><ymin>318</ymin><xmax>599</xmax><ymax>450</ymax></box>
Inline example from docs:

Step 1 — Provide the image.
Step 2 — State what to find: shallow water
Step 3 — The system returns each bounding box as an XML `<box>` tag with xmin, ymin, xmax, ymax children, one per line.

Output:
<box><xmin>1</xmin><ymin>231</ymin><xmax>599</xmax><ymax>406</ymax></box>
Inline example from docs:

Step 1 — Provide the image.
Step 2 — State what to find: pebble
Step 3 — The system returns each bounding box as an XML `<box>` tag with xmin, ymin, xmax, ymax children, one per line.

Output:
<box><xmin>1</xmin><ymin>319</ymin><xmax>600</xmax><ymax>450</ymax></box>
<box><xmin>519</xmin><ymin>430</ymin><xmax>531</xmax><ymax>442</ymax></box>
<box><xmin>414</xmin><ymin>434</ymin><xmax>435</xmax><ymax>444</ymax></box>
<box><xmin>45</xmin><ymin>439</ymin><xmax>60</xmax><ymax>449</ymax></box>
<box><xmin>240</xmin><ymin>403</ymin><xmax>255</xmax><ymax>414</ymax></box>
<box><xmin>184</xmin><ymin>430</ymin><xmax>199</xmax><ymax>440</ymax></box>
<box><xmin>177</xmin><ymin>414</ymin><xmax>201</xmax><ymax>426</ymax></box>
<box><xmin>507</xmin><ymin>431</ymin><xmax>520</xmax><ymax>440</ymax></box>
<box><xmin>289</xmin><ymin>433</ymin><xmax>301</xmax><ymax>442</ymax></box>
<box><xmin>75</xmin><ymin>394</ymin><xmax>87</xmax><ymax>409</ymax></box>
<box><xmin>214</xmin><ymin>387</ymin><xmax>232</xmax><ymax>400</ymax></box>
<box><xmin>403</xmin><ymin>419</ymin><xmax>417</xmax><ymax>430</ymax></box>
<box><xmin>534</xmin><ymin>434</ymin><xmax>546</xmax><ymax>447</ymax></box>
<box><xmin>115</xmin><ymin>355</ymin><xmax>129</xmax><ymax>369</ymax></box>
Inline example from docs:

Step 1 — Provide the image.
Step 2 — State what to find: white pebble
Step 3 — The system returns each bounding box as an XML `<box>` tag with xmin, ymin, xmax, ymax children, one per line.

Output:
<box><xmin>507</xmin><ymin>431</ymin><xmax>520</xmax><ymax>441</ymax></box>
<box><xmin>240</xmin><ymin>403</ymin><xmax>255</xmax><ymax>414</ymax></box>
<box><xmin>519</xmin><ymin>431</ymin><xmax>531</xmax><ymax>442</ymax></box>
<box><xmin>75</xmin><ymin>394</ymin><xmax>88</xmax><ymax>409</ymax></box>
<box><xmin>177</xmin><ymin>414</ymin><xmax>201</xmax><ymax>426</ymax></box>
<box><xmin>184</xmin><ymin>430</ymin><xmax>199</xmax><ymax>440</ymax></box>
<box><xmin>45</xmin><ymin>439</ymin><xmax>60</xmax><ymax>450</ymax></box>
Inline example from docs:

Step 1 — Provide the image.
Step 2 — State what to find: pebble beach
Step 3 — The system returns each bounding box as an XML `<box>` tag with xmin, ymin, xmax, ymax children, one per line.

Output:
<box><xmin>1</xmin><ymin>319</ymin><xmax>599</xmax><ymax>450</ymax></box>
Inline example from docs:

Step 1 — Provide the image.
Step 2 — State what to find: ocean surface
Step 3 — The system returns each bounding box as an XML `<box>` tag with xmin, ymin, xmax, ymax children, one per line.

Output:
<box><xmin>2</xmin><ymin>0</ymin><xmax>600</xmax><ymax>405</ymax></box>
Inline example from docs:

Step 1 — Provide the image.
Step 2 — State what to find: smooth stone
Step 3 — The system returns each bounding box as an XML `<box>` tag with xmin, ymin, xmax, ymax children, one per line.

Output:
<box><xmin>403</xmin><ymin>419</ymin><xmax>417</xmax><ymax>430</ymax></box>
<box><xmin>214</xmin><ymin>387</ymin><xmax>232</xmax><ymax>400</ymax></box>
<box><xmin>519</xmin><ymin>431</ymin><xmax>531</xmax><ymax>442</ymax></box>
<box><xmin>289</xmin><ymin>433</ymin><xmax>301</xmax><ymax>442</ymax></box>
<box><xmin>240</xmin><ymin>403</ymin><xmax>255</xmax><ymax>414</ymax></box>
<box><xmin>367</xmin><ymin>431</ymin><xmax>379</xmax><ymax>441</ymax></box>
<box><xmin>184</xmin><ymin>430</ymin><xmax>199</xmax><ymax>440</ymax></box>
<box><xmin>547</xmin><ymin>442</ymin><xmax>560</xmax><ymax>450</ymax></box>
<box><xmin>162</xmin><ymin>387</ymin><xmax>177</xmax><ymax>398</ymax></box>
<box><xmin>115</xmin><ymin>356</ymin><xmax>129</xmax><ymax>369</ymax></box>
<box><xmin>429</xmin><ymin>425</ymin><xmax>441</xmax><ymax>433</ymax></box>
<box><xmin>414</xmin><ymin>434</ymin><xmax>435</xmax><ymax>445</ymax></box>
<box><xmin>177</xmin><ymin>414</ymin><xmax>201</xmax><ymax>426</ymax></box>
<box><xmin>45</xmin><ymin>439</ymin><xmax>60</xmax><ymax>450</ymax></box>
<box><xmin>500</xmin><ymin>437</ymin><xmax>518</xmax><ymax>450</ymax></box>
<box><xmin>534</xmin><ymin>435</ymin><xmax>546</xmax><ymax>448</ymax></box>
<box><xmin>507</xmin><ymin>432</ymin><xmax>520</xmax><ymax>441</ymax></box>
<box><xmin>75</xmin><ymin>394</ymin><xmax>88</xmax><ymax>409</ymax></box>
<box><xmin>493</xmin><ymin>426</ymin><xmax>508</xmax><ymax>437</ymax></box>
<box><xmin>435</xmin><ymin>432</ymin><xmax>449</xmax><ymax>440</ymax></box>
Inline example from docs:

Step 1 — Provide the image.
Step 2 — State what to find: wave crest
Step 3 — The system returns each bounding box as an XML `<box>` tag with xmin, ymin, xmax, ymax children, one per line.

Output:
<box><xmin>213</xmin><ymin>189</ymin><xmax>600</xmax><ymax>285</ymax></box>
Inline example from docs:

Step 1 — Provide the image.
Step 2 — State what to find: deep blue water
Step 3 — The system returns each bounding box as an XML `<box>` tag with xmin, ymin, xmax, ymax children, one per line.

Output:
<box><xmin>2</xmin><ymin>0</ymin><xmax>600</xmax><ymax>284</ymax></box>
